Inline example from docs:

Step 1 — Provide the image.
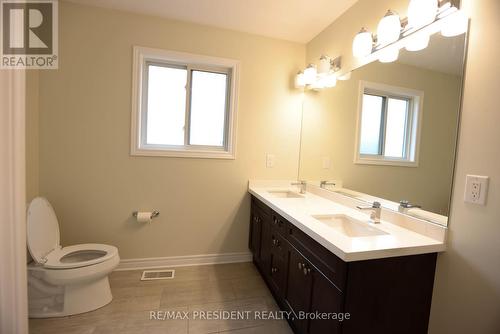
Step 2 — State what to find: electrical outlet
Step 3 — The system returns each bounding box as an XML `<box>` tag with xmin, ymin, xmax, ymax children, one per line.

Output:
<box><xmin>464</xmin><ymin>175</ymin><xmax>489</xmax><ymax>205</ymax></box>
<box><xmin>266</xmin><ymin>154</ymin><xmax>275</xmax><ymax>168</ymax></box>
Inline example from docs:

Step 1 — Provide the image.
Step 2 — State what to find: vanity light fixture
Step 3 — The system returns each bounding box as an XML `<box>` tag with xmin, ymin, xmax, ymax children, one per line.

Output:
<box><xmin>377</xmin><ymin>10</ymin><xmax>401</xmax><ymax>46</ymax></box>
<box><xmin>318</xmin><ymin>55</ymin><xmax>332</xmax><ymax>76</ymax></box>
<box><xmin>311</xmin><ymin>71</ymin><xmax>337</xmax><ymax>90</ymax></box>
<box><xmin>441</xmin><ymin>9</ymin><xmax>468</xmax><ymax>37</ymax></box>
<box><xmin>405</xmin><ymin>33</ymin><xmax>430</xmax><ymax>51</ymax></box>
<box><xmin>303</xmin><ymin>64</ymin><xmax>317</xmax><ymax>85</ymax></box>
<box><xmin>294</xmin><ymin>71</ymin><xmax>306</xmax><ymax>89</ymax></box>
<box><xmin>295</xmin><ymin>56</ymin><xmax>342</xmax><ymax>91</ymax></box>
<box><xmin>352</xmin><ymin>28</ymin><xmax>373</xmax><ymax>58</ymax></box>
<box><xmin>408</xmin><ymin>0</ymin><xmax>438</xmax><ymax>29</ymax></box>
<box><xmin>352</xmin><ymin>1</ymin><xmax>468</xmax><ymax>63</ymax></box>
<box><xmin>378</xmin><ymin>47</ymin><xmax>399</xmax><ymax>63</ymax></box>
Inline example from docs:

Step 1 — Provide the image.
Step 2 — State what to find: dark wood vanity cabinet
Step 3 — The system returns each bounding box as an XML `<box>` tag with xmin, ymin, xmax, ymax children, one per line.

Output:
<box><xmin>249</xmin><ymin>196</ymin><xmax>437</xmax><ymax>334</ymax></box>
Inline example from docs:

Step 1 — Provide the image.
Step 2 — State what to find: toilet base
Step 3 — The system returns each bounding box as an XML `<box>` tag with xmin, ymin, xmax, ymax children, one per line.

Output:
<box><xmin>29</xmin><ymin>276</ymin><xmax>113</xmax><ymax>318</ymax></box>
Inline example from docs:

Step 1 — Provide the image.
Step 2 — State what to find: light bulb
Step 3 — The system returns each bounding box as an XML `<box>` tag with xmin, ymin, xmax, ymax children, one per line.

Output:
<box><xmin>318</xmin><ymin>55</ymin><xmax>331</xmax><ymax>75</ymax></box>
<box><xmin>352</xmin><ymin>28</ymin><xmax>373</xmax><ymax>58</ymax></box>
<box><xmin>405</xmin><ymin>34</ymin><xmax>430</xmax><ymax>51</ymax></box>
<box><xmin>379</xmin><ymin>47</ymin><xmax>399</xmax><ymax>63</ymax></box>
<box><xmin>294</xmin><ymin>72</ymin><xmax>305</xmax><ymax>88</ymax></box>
<box><xmin>303</xmin><ymin>64</ymin><xmax>317</xmax><ymax>85</ymax></box>
<box><xmin>377</xmin><ymin>10</ymin><xmax>401</xmax><ymax>46</ymax></box>
<box><xmin>441</xmin><ymin>10</ymin><xmax>468</xmax><ymax>37</ymax></box>
<box><xmin>408</xmin><ymin>0</ymin><xmax>438</xmax><ymax>29</ymax></box>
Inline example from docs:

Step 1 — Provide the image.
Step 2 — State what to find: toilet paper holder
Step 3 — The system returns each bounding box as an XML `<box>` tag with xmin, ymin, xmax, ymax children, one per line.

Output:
<box><xmin>132</xmin><ymin>210</ymin><xmax>160</xmax><ymax>219</ymax></box>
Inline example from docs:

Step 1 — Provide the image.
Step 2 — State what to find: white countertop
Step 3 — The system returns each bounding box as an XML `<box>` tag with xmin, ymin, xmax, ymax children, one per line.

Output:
<box><xmin>249</xmin><ymin>181</ymin><xmax>446</xmax><ymax>262</ymax></box>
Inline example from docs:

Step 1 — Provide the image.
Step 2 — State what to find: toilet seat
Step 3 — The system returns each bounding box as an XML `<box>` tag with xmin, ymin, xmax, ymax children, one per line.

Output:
<box><xmin>44</xmin><ymin>244</ymin><xmax>118</xmax><ymax>269</ymax></box>
<box><xmin>27</xmin><ymin>197</ymin><xmax>118</xmax><ymax>270</ymax></box>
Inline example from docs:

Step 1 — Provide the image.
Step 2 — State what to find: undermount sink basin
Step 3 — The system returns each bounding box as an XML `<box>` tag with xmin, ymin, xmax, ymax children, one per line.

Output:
<box><xmin>267</xmin><ymin>190</ymin><xmax>305</xmax><ymax>198</ymax></box>
<box><xmin>311</xmin><ymin>214</ymin><xmax>389</xmax><ymax>237</ymax></box>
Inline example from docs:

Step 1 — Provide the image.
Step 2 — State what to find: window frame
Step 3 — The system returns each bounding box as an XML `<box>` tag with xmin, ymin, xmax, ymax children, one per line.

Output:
<box><xmin>354</xmin><ymin>81</ymin><xmax>424</xmax><ymax>167</ymax></box>
<box><xmin>131</xmin><ymin>46</ymin><xmax>239</xmax><ymax>159</ymax></box>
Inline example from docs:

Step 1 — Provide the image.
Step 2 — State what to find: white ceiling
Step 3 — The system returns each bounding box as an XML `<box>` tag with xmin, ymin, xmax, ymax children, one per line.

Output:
<box><xmin>65</xmin><ymin>0</ymin><xmax>358</xmax><ymax>43</ymax></box>
<box><xmin>398</xmin><ymin>34</ymin><xmax>466</xmax><ymax>76</ymax></box>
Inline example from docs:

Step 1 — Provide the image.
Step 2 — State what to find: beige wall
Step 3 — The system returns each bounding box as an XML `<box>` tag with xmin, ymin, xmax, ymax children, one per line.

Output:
<box><xmin>306</xmin><ymin>0</ymin><xmax>500</xmax><ymax>332</ymax></box>
<box><xmin>26</xmin><ymin>71</ymin><xmax>39</xmax><ymax>202</ymax></box>
<box><xmin>36</xmin><ymin>2</ymin><xmax>305</xmax><ymax>259</ymax></box>
<box><xmin>299</xmin><ymin>61</ymin><xmax>461</xmax><ymax>215</ymax></box>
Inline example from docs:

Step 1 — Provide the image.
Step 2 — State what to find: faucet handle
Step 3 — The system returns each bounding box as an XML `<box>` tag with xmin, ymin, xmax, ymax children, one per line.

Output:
<box><xmin>399</xmin><ymin>200</ymin><xmax>420</xmax><ymax>209</ymax></box>
<box><xmin>372</xmin><ymin>201</ymin><xmax>381</xmax><ymax>208</ymax></box>
<box><xmin>320</xmin><ymin>180</ymin><xmax>336</xmax><ymax>188</ymax></box>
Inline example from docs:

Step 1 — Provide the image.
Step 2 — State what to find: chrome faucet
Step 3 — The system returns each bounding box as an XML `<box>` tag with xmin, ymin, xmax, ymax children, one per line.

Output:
<box><xmin>398</xmin><ymin>200</ymin><xmax>421</xmax><ymax>213</ymax></box>
<box><xmin>356</xmin><ymin>201</ymin><xmax>382</xmax><ymax>224</ymax></box>
<box><xmin>320</xmin><ymin>180</ymin><xmax>336</xmax><ymax>189</ymax></box>
<box><xmin>291</xmin><ymin>180</ymin><xmax>307</xmax><ymax>194</ymax></box>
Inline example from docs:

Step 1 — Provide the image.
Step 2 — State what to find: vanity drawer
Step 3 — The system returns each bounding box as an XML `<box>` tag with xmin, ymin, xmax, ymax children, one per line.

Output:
<box><xmin>287</xmin><ymin>222</ymin><xmax>347</xmax><ymax>291</ymax></box>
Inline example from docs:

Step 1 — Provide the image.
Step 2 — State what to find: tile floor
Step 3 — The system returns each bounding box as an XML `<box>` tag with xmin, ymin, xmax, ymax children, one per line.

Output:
<box><xmin>29</xmin><ymin>262</ymin><xmax>293</xmax><ymax>334</ymax></box>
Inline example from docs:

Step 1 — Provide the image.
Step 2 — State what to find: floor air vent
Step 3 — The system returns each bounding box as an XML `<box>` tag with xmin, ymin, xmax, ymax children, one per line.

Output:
<box><xmin>141</xmin><ymin>269</ymin><xmax>175</xmax><ymax>281</ymax></box>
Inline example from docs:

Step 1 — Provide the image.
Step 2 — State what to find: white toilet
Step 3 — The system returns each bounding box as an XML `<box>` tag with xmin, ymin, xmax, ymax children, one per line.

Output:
<box><xmin>27</xmin><ymin>197</ymin><xmax>120</xmax><ymax>318</ymax></box>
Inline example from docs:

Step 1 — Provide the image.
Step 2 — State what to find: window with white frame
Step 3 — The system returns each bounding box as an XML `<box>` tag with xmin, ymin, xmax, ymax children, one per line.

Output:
<box><xmin>131</xmin><ymin>46</ymin><xmax>239</xmax><ymax>159</ymax></box>
<box><xmin>355</xmin><ymin>81</ymin><xmax>423</xmax><ymax>166</ymax></box>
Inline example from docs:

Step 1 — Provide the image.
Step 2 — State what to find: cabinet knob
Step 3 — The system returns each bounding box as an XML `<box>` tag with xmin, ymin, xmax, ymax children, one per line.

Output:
<box><xmin>271</xmin><ymin>267</ymin><xmax>278</xmax><ymax>273</ymax></box>
<box><xmin>303</xmin><ymin>267</ymin><xmax>311</xmax><ymax>276</ymax></box>
<box><xmin>298</xmin><ymin>262</ymin><xmax>303</xmax><ymax>270</ymax></box>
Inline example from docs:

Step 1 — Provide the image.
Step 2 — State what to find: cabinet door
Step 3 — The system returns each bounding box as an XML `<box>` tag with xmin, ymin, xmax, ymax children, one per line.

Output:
<box><xmin>259</xmin><ymin>213</ymin><xmax>272</xmax><ymax>276</ymax></box>
<box><xmin>268</xmin><ymin>245</ymin><xmax>288</xmax><ymax>298</ymax></box>
<box><xmin>306</xmin><ymin>269</ymin><xmax>343</xmax><ymax>334</ymax></box>
<box><xmin>285</xmin><ymin>246</ymin><xmax>313</xmax><ymax>333</ymax></box>
<box><xmin>249</xmin><ymin>209</ymin><xmax>262</xmax><ymax>262</ymax></box>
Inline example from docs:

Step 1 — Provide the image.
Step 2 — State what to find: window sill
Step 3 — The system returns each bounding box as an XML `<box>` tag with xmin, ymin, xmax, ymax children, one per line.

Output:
<box><xmin>354</xmin><ymin>157</ymin><xmax>418</xmax><ymax>167</ymax></box>
<box><xmin>131</xmin><ymin>146</ymin><xmax>235</xmax><ymax>159</ymax></box>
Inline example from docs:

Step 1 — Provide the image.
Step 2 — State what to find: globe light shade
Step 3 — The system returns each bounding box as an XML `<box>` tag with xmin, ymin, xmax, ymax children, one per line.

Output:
<box><xmin>303</xmin><ymin>64</ymin><xmax>317</xmax><ymax>85</ymax></box>
<box><xmin>318</xmin><ymin>56</ymin><xmax>331</xmax><ymax>75</ymax></box>
<box><xmin>379</xmin><ymin>47</ymin><xmax>399</xmax><ymax>63</ymax></box>
<box><xmin>441</xmin><ymin>10</ymin><xmax>468</xmax><ymax>37</ymax></box>
<box><xmin>377</xmin><ymin>11</ymin><xmax>401</xmax><ymax>46</ymax></box>
<box><xmin>352</xmin><ymin>28</ymin><xmax>373</xmax><ymax>58</ymax></box>
<box><xmin>408</xmin><ymin>0</ymin><xmax>438</xmax><ymax>29</ymax></box>
<box><xmin>405</xmin><ymin>34</ymin><xmax>430</xmax><ymax>51</ymax></box>
<box><xmin>294</xmin><ymin>72</ymin><xmax>305</xmax><ymax>88</ymax></box>
<box><xmin>311</xmin><ymin>78</ymin><xmax>325</xmax><ymax>90</ymax></box>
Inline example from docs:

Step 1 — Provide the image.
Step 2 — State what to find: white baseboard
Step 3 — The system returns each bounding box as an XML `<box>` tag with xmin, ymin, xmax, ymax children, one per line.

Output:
<box><xmin>115</xmin><ymin>252</ymin><xmax>253</xmax><ymax>271</ymax></box>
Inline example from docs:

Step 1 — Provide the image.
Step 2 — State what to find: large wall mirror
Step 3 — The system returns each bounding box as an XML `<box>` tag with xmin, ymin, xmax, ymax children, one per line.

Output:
<box><xmin>299</xmin><ymin>32</ymin><xmax>468</xmax><ymax>226</ymax></box>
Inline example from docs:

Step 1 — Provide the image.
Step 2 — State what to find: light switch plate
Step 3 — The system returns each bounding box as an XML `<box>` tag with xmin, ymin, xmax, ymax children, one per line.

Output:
<box><xmin>464</xmin><ymin>175</ymin><xmax>489</xmax><ymax>205</ymax></box>
<box><xmin>266</xmin><ymin>154</ymin><xmax>275</xmax><ymax>168</ymax></box>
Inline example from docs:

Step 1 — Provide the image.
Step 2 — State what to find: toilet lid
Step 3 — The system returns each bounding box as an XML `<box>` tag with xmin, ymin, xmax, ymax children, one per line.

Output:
<box><xmin>27</xmin><ymin>197</ymin><xmax>61</xmax><ymax>264</ymax></box>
